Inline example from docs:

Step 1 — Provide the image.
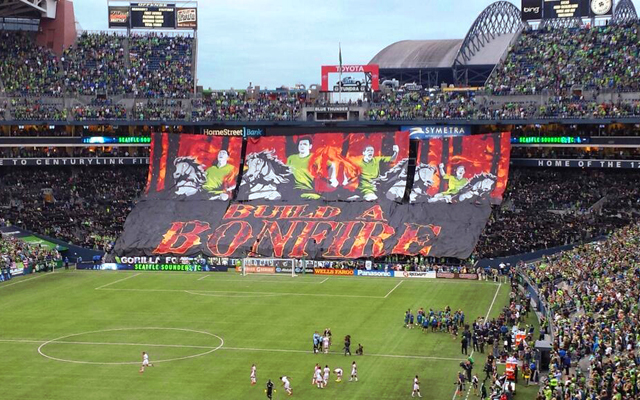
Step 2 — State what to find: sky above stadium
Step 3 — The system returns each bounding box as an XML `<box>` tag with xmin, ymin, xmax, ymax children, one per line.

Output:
<box><xmin>76</xmin><ymin>0</ymin><xmax>638</xmax><ymax>90</ymax></box>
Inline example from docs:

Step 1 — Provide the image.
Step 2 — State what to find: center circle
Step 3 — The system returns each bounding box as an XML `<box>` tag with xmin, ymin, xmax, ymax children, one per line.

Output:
<box><xmin>37</xmin><ymin>327</ymin><xmax>224</xmax><ymax>365</ymax></box>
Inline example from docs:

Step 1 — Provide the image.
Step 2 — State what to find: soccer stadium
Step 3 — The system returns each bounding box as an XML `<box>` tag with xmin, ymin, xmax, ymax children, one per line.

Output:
<box><xmin>1</xmin><ymin>0</ymin><xmax>639</xmax><ymax>398</ymax></box>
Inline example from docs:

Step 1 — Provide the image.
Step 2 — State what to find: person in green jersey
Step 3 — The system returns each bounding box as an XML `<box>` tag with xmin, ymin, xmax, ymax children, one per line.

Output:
<box><xmin>203</xmin><ymin>150</ymin><xmax>236</xmax><ymax>200</ymax></box>
<box><xmin>286</xmin><ymin>136</ymin><xmax>336</xmax><ymax>199</ymax></box>
<box><xmin>431</xmin><ymin>163</ymin><xmax>468</xmax><ymax>203</ymax></box>
<box><xmin>351</xmin><ymin>144</ymin><xmax>399</xmax><ymax>201</ymax></box>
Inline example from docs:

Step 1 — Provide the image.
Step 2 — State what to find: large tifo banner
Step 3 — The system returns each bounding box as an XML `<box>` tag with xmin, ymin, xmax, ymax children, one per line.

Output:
<box><xmin>114</xmin><ymin>132</ymin><xmax>510</xmax><ymax>260</ymax></box>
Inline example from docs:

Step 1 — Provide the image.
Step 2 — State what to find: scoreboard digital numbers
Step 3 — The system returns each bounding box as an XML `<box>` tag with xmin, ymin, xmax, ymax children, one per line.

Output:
<box><xmin>130</xmin><ymin>3</ymin><xmax>176</xmax><ymax>29</ymax></box>
<box><xmin>524</xmin><ymin>0</ymin><xmax>614</xmax><ymax>20</ymax></box>
<box><xmin>544</xmin><ymin>0</ymin><xmax>584</xmax><ymax>18</ymax></box>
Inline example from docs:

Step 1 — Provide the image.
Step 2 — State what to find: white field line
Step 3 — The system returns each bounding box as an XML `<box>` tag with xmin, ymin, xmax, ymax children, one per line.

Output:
<box><xmin>198</xmin><ymin>279</ymin><xmax>326</xmax><ymax>284</ymax></box>
<box><xmin>485</xmin><ymin>283</ymin><xmax>502</xmax><ymax>321</ymax></box>
<box><xmin>0</xmin><ymin>273</ymin><xmax>54</xmax><ymax>288</ymax></box>
<box><xmin>384</xmin><ymin>280</ymin><xmax>404</xmax><ymax>298</ymax></box>
<box><xmin>0</xmin><ymin>339</ymin><xmax>215</xmax><ymax>349</ymax></box>
<box><xmin>94</xmin><ymin>273</ymin><xmax>140</xmax><ymax>290</ymax></box>
<box><xmin>453</xmin><ymin>283</ymin><xmax>502</xmax><ymax>400</ymax></box>
<box><xmin>197</xmin><ymin>275</ymin><xmax>209</xmax><ymax>281</ymax></box>
<box><xmin>97</xmin><ymin>287</ymin><xmax>384</xmax><ymax>299</ymax></box>
<box><xmin>0</xmin><ymin>338</ymin><xmax>463</xmax><ymax>362</ymax></box>
<box><xmin>319</xmin><ymin>278</ymin><xmax>329</xmax><ymax>284</ymax></box>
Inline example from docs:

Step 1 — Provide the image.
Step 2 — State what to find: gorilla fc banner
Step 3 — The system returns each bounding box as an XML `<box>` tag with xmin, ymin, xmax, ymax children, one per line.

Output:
<box><xmin>114</xmin><ymin>132</ymin><xmax>510</xmax><ymax>260</ymax></box>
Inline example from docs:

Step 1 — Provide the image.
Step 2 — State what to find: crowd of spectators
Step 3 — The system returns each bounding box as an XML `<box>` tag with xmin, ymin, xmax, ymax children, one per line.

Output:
<box><xmin>0</xmin><ymin>232</ymin><xmax>62</xmax><ymax>277</ymax></box>
<box><xmin>191</xmin><ymin>92</ymin><xmax>304</xmax><ymax>121</ymax></box>
<box><xmin>72</xmin><ymin>100</ymin><xmax>127</xmax><ymax>121</ymax></box>
<box><xmin>62</xmin><ymin>32</ymin><xmax>126</xmax><ymax>95</ymax></box>
<box><xmin>0</xmin><ymin>32</ymin><xmax>195</xmax><ymax>99</ymax></box>
<box><xmin>367</xmin><ymin>91</ymin><xmax>486</xmax><ymax>120</ymax></box>
<box><xmin>0</xmin><ymin>166</ymin><xmax>147</xmax><ymax>251</ymax></box>
<box><xmin>475</xmin><ymin>168</ymin><xmax>640</xmax><ymax>258</ymax></box>
<box><xmin>9</xmin><ymin>98</ymin><xmax>67</xmax><ymax>121</ymax></box>
<box><xmin>133</xmin><ymin>99</ymin><xmax>186</xmax><ymax>120</ymax></box>
<box><xmin>521</xmin><ymin>223</ymin><xmax>640</xmax><ymax>399</ymax></box>
<box><xmin>128</xmin><ymin>34</ymin><xmax>194</xmax><ymax>98</ymax></box>
<box><xmin>0</xmin><ymin>31</ymin><xmax>62</xmax><ymax>97</ymax></box>
<box><xmin>487</xmin><ymin>22</ymin><xmax>640</xmax><ymax>96</ymax></box>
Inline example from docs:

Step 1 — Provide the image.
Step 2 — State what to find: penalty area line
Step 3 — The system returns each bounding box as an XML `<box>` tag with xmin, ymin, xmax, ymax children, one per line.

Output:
<box><xmin>0</xmin><ymin>273</ymin><xmax>52</xmax><ymax>288</ymax></box>
<box><xmin>384</xmin><ymin>280</ymin><xmax>404</xmax><ymax>298</ymax></box>
<box><xmin>94</xmin><ymin>273</ymin><xmax>140</xmax><ymax>290</ymax></box>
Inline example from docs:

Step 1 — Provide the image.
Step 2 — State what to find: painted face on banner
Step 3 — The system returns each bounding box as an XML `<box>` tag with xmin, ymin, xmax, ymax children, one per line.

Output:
<box><xmin>298</xmin><ymin>139</ymin><xmax>312</xmax><ymax>157</ymax></box>
<box><xmin>363</xmin><ymin>146</ymin><xmax>374</xmax><ymax>163</ymax></box>
<box><xmin>173</xmin><ymin>158</ymin><xmax>205</xmax><ymax>196</ymax></box>
<box><xmin>217</xmin><ymin>150</ymin><xmax>229</xmax><ymax>167</ymax></box>
<box><xmin>418</xmin><ymin>166</ymin><xmax>435</xmax><ymax>186</ymax></box>
<box><xmin>456</xmin><ymin>166</ymin><xmax>465</xmax><ymax>179</ymax></box>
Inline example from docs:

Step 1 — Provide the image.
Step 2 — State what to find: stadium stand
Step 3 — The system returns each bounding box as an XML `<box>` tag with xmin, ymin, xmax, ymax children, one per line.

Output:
<box><xmin>62</xmin><ymin>32</ymin><xmax>127</xmax><ymax>95</ymax></box>
<box><xmin>0</xmin><ymin>234</ymin><xmax>62</xmax><ymax>274</ymax></box>
<box><xmin>486</xmin><ymin>22</ymin><xmax>640</xmax><ymax>96</ymax></box>
<box><xmin>0</xmin><ymin>31</ymin><xmax>63</xmax><ymax>97</ymax></box>
<box><xmin>520</xmin><ymin>222</ymin><xmax>640</xmax><ymax>399</ymax></box>
<box><xmin>0</xmin><ymin>166</ymin><xmax>147</xmax><ymax>251</ymax></box>
<box><xmin>475</xmin><ymin>169</ymin><xmax>640</xmax><ymax>259</ymax></box>
<box><xmin>128</xmin><ymin>33</ymin><xmax>194</xmax><ymax>98</ymax></box>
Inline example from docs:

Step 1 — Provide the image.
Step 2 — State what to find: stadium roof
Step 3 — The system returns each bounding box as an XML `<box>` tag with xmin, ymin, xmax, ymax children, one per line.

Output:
<box><xmin>370</xmin><ymin>1</ymin><xmax>523</xmax><ymax>71</ymax></box>
<box><xmin>369</xmin><ymin>39</ymin><xmax>463</xmax><ymax>69</ymax></box>
<box><xmin>0</xmin><ymin>0</ymin><xmax>57</xmax><ymax>19</ymax></box>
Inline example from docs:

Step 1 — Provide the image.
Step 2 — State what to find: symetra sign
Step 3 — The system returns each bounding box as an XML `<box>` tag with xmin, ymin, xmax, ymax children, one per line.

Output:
<box><xmin>402</xmin><ymin>126</ymin><xmax>470</xmax><ymax>138</ymax></box>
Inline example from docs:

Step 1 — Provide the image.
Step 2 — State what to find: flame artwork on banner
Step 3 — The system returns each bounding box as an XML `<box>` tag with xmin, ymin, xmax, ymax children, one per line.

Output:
<box><xmin>114</xmin><ymin>132</ymin><xmax>510</xmax><ymax>260</ymax></box>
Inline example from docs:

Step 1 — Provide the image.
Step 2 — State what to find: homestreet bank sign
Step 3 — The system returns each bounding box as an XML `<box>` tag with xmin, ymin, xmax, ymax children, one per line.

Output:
<box><xmin>401</xmin><ymin>125</ymin><xmax>470</xmax><ymax>139</ymax></box>
<box><xmin>0</xmin><ymin>157</ymin><xmax>150</xmax><ymax>167</ymax></box>
<box><xmin>203</xmin><ymin>127</ymin><xmax>264</xmax><ymax>139</ymax></box>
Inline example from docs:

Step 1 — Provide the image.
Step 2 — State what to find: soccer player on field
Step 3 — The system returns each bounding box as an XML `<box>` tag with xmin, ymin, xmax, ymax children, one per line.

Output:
<box><xmin>350</xmin><ymin>361</ymin><xmax>358</xmax><ymax>382</ymax></box>
<box><xmin>323</xmin><ymin>365</ymin><xmax>330</xmax><ymax>387</ymax></box>
<box><xmin>322</xmin><ymin>335</ymin><xmax>330</xmax><ymax>354</ymax></box>
<box><xmin>312</xmin><ymin>364</ymin><xmax>320</xmax><ymax>385</ymax></box>
<box><xmin>412</xmin><ymin>375</ymin><xmax>423</xmax><ymax>398</ymax></box>
<box><xmin>280</xmin><ymin>376</ymin><xmax>292</xmax><ymax>396</ymax></box>
<box><xmin>139</xmin><ymin>351</ymin><xmax>153</xmax><ymax>373</ymax></box>
<box><xmin>323</xmin><ymin>327</ymin><xmax>332</xmax><ymax>348</ymax></box>
<box><xmin>334</xmin><ymin>367</ymin><xmax>343</xmax><ymax>382</ymax></box>
<box><xmin>472</xmin><ymin>374</ymin><xmax>479</xmax><ymax>396</ymax></box>
<box><xmin>251</xmin><ymin>364</ymin><xmax>257</xmax><ymax>385</ymax></box>
<box><xmin>314</xmin><ymin>367</ymin><xmax>324</xmax><ymax>389</ymax></box>
<box><xmin>265</xmin><ymin>379</ymin><xmax>275</xmax><ymax>399</ymax></box>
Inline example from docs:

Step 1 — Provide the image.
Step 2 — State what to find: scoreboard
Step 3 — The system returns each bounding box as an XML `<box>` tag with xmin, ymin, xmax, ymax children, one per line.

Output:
<box><xmin>108</xmin><ymin>2</ymin><xmax>197</xmax><ymax>29</ymax></box>
<box><xmin>130</xmin><ymin>3</ymin><xmax>176</xmax><ymax>29</ymax></box>
<box><xmin>522</xmin><ymin>0</ymin><xmax>614</xmax><ymax>21</ymax></box>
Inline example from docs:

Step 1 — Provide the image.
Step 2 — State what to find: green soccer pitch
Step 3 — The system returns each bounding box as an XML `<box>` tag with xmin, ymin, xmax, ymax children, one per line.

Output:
<box><xmin>0</xmin><ymin>270</ymin><xmax>536</xmax><ymax>400</ymax></box>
